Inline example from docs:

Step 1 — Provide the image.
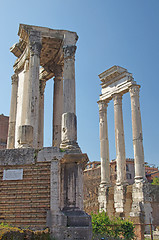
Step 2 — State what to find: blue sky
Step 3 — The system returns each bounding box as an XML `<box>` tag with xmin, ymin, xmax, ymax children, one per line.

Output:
<box><xmin>0</xmin><ymin>0</ymin><xmax>159</xmax><ymax>167</ymax></box>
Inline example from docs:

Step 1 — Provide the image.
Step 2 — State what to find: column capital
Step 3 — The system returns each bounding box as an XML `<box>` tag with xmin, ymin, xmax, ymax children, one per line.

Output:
<box><xmin>54</xmin><ymin>65</ymin><xmax>63</xmax><ymax>80</ymax></box>
<box><xmin>39</xmin><ymin>80</ymin><xmax>46</xmax><ymax>96</ymax></box>
<box><xmin>98</xmin><ymin>100</ymin><xmax>109</xmax><ymax>113</ymax></box>
<box><xmin>29</xmin><ymin>30</ymin><xmax>42</xmax><ymax>57</ymax></box>
<box><xmin>129</xmin><ymin>84</ymin><xmax>140</xmax><ymax>97</ymax></box>
<box><xmin>11</xmin><ymin>73</ymin><xmax>18</xmax><ymax>85</ymax></box>
<box><xmin>113</xmin><ymin>93</ymin><xmax>123</xmax><ymax>105</ymax></box>
<box><xmin>63</xmin><ymin>45</ymin><xmax>76</xmax><ymax>59</ymax></box>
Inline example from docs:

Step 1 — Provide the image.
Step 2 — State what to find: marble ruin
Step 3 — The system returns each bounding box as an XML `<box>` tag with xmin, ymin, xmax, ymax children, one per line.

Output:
<box><xmin>0</xmin><ymin>24</ymin><xmax>92</xmax><ymax>240</ymax></box>
<box><xmin>98</xmin><ymin>66</ymin><xmax>159</xmax><ymax>239</ymax></box>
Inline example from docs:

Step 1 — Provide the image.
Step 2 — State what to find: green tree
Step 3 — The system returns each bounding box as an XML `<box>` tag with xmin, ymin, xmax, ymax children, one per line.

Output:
<box><xmin>152</xmin><ymin>177</ymin><xmax>159</xmax><ymax>185</ymax></box>
<box><xmin>91</xmin><ymin>212</ymin><xmax>135</xmax><ymax>240</ymax></box>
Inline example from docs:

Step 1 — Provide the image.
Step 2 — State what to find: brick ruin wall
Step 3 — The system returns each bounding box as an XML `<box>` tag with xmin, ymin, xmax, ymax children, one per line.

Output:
<box><xmin>83</xmin><ymin>167</ymin><xmax>159</xmax><ymax>227</ymax></box>
<box><xmin>83</xmin><ymin>167</ymin><xmax>100</xmax><ymax>214</ymax></box>
<box><xmin>0</xmin><ymin>161</ymin><xmax>50</xmax><ymax>229</ymax></box>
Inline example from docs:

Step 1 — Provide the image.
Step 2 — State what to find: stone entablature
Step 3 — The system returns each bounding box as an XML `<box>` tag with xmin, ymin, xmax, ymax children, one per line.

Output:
<box><xmin>99</xmin><ymin>66</ymin><xmax>136</xmax><ymax>100</ymax></box>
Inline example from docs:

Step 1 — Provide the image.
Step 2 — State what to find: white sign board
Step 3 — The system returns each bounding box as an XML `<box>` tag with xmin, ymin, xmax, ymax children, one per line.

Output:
<box><xmin>3</xmin><ymin>169</ymin><xmax>23</xmax><ymax>180</ymax></box>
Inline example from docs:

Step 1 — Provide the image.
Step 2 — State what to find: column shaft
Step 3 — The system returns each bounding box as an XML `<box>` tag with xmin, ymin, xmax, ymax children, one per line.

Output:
<box><xmin>129</xmin><ymin>85</ymin><xmax>145</xmax><ymax>181</ymax></box>
<box><xmin>60</xmin><ymin>45</ymin><xmax>80</xmax><ymax>151</ymax></box>
<box><xmin>24</xmin><ymin>31</ymin><xmax>42</xmax><ymax>148</ymax></box>
<box><xmin>7</xmin><ymin>74</ymin><xmax>18</xmax><ymax>149</ymax></box>
<box><xmin>53</xmin><ymin>66</ymin><xmax>63</xmax><ymax>147</ymax></box>
<box><xmin>63</xmin><ymin>45</ymin><xmax>76</xmax><ymax>114</ymax></box>
<box><xmin>38</xmin><ymin>80</ymin><xmax>46</xmax><ymax>148</ymax></box>
<box><xmin>113</xmin><ymin>93</ymin><xmax>126</xmax><ymax>185</ymax></box>
<box><xmin>98</xmin><ymin>100</ymin><xmax>110</xmax><ymax>184</ymax></box>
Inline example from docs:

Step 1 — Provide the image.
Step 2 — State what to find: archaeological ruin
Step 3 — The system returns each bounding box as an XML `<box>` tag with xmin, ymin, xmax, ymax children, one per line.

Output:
<box><xmin>97</xmin><ymin>66</ymin><xmax>159</xmax><ymax>239</ymax></box>
<box><xmin>0</xmin><ymin>24</ymin><xmax>92</xmax><ymax>240</ymax></box>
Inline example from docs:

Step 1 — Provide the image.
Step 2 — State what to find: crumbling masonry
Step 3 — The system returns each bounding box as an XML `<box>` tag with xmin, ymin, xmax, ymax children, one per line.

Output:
<box><xmin>0</xmin><ymin>24</ymin><xmax>92</xmax><ymax>240</ymax></box>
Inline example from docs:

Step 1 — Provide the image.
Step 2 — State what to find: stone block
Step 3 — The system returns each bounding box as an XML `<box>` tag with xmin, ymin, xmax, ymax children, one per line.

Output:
<box><xmin>18</xmin><ymin>125</ymin><xmax>33</xmax><ymax>147</ymax></box>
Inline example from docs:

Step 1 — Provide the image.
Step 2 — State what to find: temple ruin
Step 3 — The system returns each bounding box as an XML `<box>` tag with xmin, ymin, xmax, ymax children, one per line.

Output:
<box><xmin>97</xmin><ymin>66</ymin><xmax>159</xmax><ymax>239</ymax></box>
<box><xmin>0</xmin><ymin>24</ymin><xmax>92</xmax><ymax>240</ymax></box>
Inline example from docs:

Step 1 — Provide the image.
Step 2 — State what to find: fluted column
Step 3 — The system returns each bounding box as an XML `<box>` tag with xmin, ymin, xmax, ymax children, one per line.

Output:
<box><xmin>60</xmin><ymin>45</ymin><xmax>80</xmax><ymax>151</ymax></box>
<box><xmin>129</xmin><ymin>85</ymin><xmax>145</xmax><ymax>182</ymax></box>
<box><xmin>53</xmin><ymin>65</ymin><xmax>63</xmax><ymax>148</ymax></box>
<box><xmin>37</xmin><ymin>79</ymin><xmax>46</xmax><ymax>148</ymax></box>
<box><xmin>98</xmin><ymin>100</ymin><xmax>110</xmax><ymax>184</ymax></box>
<box><xmin>113</xmin><ymin>93</ymin><xmax>126</xmax><ymax>185</ymax></box>
<box><xmin>7</xmin><ymin>74</ymin><xmax>18</xmax><ymax>149</ymax></box>
<box><xmin>22</xmin><ymin>30</ymin><xmax>42</xmax><ymax>148</ymax></box>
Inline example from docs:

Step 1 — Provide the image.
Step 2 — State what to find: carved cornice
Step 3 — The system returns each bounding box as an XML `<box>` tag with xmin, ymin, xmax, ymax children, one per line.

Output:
<box><xmin>13</xmin><ymin>46</ymin><xmax>29</xmax><ymax>73</ymax></box>
<box><xmin>63</xmin><ymin>45</ymin><xmax>76</xmax><ymax>59</ymax></box>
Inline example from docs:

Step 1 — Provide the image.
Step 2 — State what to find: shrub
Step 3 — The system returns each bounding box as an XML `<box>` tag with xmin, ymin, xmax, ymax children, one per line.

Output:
<box><xmin>91</xmin><ymin>212</ymin><xmax>135</xmax><ymax>240</ymax></box>
<box><xmin>0</xmin><ymin>223</ymin><xmax>54</xmax><ymax>240</ymax></box>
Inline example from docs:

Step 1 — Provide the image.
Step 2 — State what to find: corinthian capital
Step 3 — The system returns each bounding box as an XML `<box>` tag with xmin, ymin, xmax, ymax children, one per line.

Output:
<box><xmin>11</xmin><ymin>73</ymin><xmax>18</xmax><ymax>85</ymax></box>
<box><xmin>113</xmin><ymin>93</ymin><xmax>122</xmax><ymax>105</ymax></box>
<box><xmin>29</xmin><ymin>30</ymin><xmax>42</xmax><ymax>57</ymax></box>
<box><xmin>98</xmin><ymin>100</ymin><xmax>109</xmax><ymax>114</ymax></box>
<box><xmin>54</xmin><ymin>65</ymin><xmax>63</xmax><ymax>79</ymax></box>
<box><xmin>129</xmin><ymin>85</ymin><xmax>140</xmax><ymax>98</ymax></box>
<box><xmin>63</xmin><ymin>45</ymin><xmax>76</xmax><ymax>59</ymax></box>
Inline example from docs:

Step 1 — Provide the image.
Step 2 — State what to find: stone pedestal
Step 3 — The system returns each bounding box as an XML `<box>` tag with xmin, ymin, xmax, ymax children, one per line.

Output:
<box><xmin>49</xmin><ymin>153</ymin><xmax>92</xmax><ymax>240</ymax></box>
<box><xmin>98</xmin><ymin>184</ymin><xmax>109</xmax><ymax>212</ymax></box>
<box><xmin>130</xmin><ymin>181</ymin><xmax>153</xmax><ymax>233</ymax></box>
<box><xmin>114</xmin><ymin>184</ymin><xmax>127</xmax><ymax>214</ymax></box>
<box><xmin>7</xmin><ymin>74</ymin><xmax>18</xmax><ymax>149</ymax></box>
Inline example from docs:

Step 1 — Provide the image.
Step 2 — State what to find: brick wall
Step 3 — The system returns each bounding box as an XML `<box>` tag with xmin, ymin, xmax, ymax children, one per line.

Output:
<box><xmin>0</xmin><ymin>115</ymin><xmax>9</xmax><ymax>149</ymax></box>
<box><xmin>0</xmin><ymin>161</ymin><xmax>50</xmax><ymax>229</ymax></box>
<box><xmin>83</xmin><ymin>167</ymin><xmax>100</xmax><ymax>214</ymax></box>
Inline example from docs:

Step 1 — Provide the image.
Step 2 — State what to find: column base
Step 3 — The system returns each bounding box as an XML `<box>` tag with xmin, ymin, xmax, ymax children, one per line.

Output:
<box><xmin>130</xmin><ymin>181</ymin><xmax>153</xmax><ymax>233</ymax></box>
<box><xmin>134</xmin><ymin>176</ymin><xmax>147</xmax><ymax>183</ymax></box>
<box><xmin>60</xmin><ymin>140</ymin><xmax>81</xmax><ymax>153</ymax></box>
<box><xmin>114</xmin><ymin>184</ymin><xmax>127</xmax><ymax>213</ymax></box>
<box><xmin>98</xmin><ymin>183</ymin><xmax>110</xmax><ymax>212</ymax></box>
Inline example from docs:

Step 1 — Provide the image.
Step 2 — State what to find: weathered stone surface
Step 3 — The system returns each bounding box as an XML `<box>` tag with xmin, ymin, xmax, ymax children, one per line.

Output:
<box><xmin>6</xmin><ymin>23</ymin><xmax>91</xmax><ymax>239</ymax></box>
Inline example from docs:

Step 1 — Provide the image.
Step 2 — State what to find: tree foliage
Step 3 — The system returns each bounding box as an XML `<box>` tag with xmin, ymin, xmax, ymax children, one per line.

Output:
<box><xmin>151</xmin><ymin>177</ymin><xmax>159</xmax><ymax>185</ymax></box>
<box><xmin>91</xmin><ymin>211</ymin><xmax>135</xmax><ymax>240</ymax></box>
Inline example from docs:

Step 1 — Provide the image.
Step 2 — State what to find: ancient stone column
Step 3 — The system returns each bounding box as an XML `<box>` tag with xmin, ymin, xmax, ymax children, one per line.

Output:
<box><xmin>22</xmin><ymin>30</ymin><xmax>42</xmax><ymax>148</ymax></box>
<box><xmin>53</xmin><ymin>65</ymin><xmax>63</xmax><ymax>148</ymax></box>
<box><xmin>38</xmin><ymin>79</ymin><xmax>46</xmax><ymax>148</ymax></box>
<box><xmin>129</xmin><ymin>85</ymin><xmax>145</xmax><ymax>182</ymax></box>
<box><xmin>98</xmin><ymin>100</ymin><xmax>110</xmax><ymax>184</ymax></box>
<box><xmin>60</xmin><ymin>45</ymin><xmax>80</xmax><ymax>151</ymax></box>
<box><xmin>7</xmin><ymin>74</ymin><xmax>18</xmax><ymax>149</ymax></box>
<box><xmin>21</xmin><ymin>60</ymin><xmax>30</xmax><ymax>125</ymax></box>
<box><xmin>113</xmin><ymin>93</ymin><xmax>126</xmax><ymax>185</ymax></box>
